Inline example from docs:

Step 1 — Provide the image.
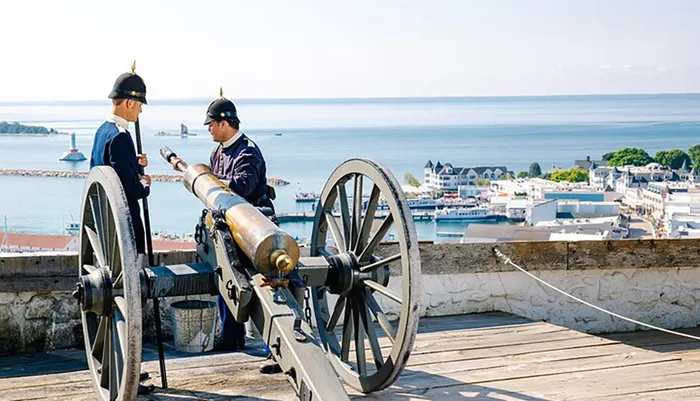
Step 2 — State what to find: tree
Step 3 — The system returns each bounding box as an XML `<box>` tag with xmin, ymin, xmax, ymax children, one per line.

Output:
<box><xmin>528</xmin><ymin>162</ymin><xmax>542</xmax><ymax>178</ymax></box>
<box><xmin>404</xmin><ymin>172</ymin><xmax>421</xmax><ymax>187</ymax></box>
<box><xmin>473</xmin><ymin>178</ymin><xmax>491</xmax><ymax>187</ymax></box>
<box><xmin>689</xmin><ymin>144</ymin><xmax>700</xmax><ymax>169</ymax></box>
<box><xmin>550</xmin><ymin>168</ymin><xmax>589</xmax><ymax>183</ymax></box>
<box><xmin>607</xmin><ymin>148</ymin><xmax>654</xmax><ymax>167</ymax></box>
<box><xmin>601</xmin><ymin>152</ymin><xmax>616</xmax><ymax>161</ymax></box>
<box><xmin>654</xmin><ymin>149</ymin><xmax>691</xmax><ymax>169</ymax></box>
<box><xmin>516</xmin><ymin>171</ymin><xmax>529</xmax><ymax>179</ymax></box>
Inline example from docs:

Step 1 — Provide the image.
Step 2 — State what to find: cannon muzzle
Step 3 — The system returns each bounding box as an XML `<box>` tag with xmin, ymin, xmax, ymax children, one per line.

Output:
<box><xmin>160</xmin><ymin>146</ymin><xmax>187</xmax><ymax>172</ymax></box>
<box><xmin>160</xmin><ymin>146</ymin><xmax>177</xmax><ymax>163</ymax></box>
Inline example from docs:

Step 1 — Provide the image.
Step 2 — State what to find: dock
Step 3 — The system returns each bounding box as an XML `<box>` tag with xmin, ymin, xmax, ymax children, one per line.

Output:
<box><xmin>2</xmin><ymin>311</ymin><xmax>700</xmax><ymax>400</ymax></box>
<box><xmin>278</xmin><ymin>210</ymin><xmax>435</xmax><ymax>223</ymax></box>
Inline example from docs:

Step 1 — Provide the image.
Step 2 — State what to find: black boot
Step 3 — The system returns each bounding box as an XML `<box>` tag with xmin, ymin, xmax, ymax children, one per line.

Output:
<box><xmin>138</xmin><ymin>383</ymin><xmax>156</xmax><ymax>395</ymax></box>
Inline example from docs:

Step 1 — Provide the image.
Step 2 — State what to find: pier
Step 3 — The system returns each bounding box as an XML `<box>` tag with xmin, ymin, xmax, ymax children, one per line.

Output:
<box><xmin>277</xmin><ymin>209</ymin><xmax>435</xmax><ymax>223</ymax></box>
<box><xmin>0</xmin><ymin>169</ymin><xmax>290</xmax><ymax>185</ymax></box>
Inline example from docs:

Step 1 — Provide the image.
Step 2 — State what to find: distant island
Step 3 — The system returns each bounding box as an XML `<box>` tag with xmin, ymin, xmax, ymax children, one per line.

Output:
<box><xmin>0</xmin><ymin>121</ymin><xmax>64</xmax><ymax>135</ymax></box>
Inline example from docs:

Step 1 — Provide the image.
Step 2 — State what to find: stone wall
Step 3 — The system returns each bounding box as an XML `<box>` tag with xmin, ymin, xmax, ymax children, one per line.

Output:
<box><xmin>0</xmin><ymin>291</ymin><xmax>79</xmax><ymax>354</ymax></box>
<box><xmin>417</xmin><ymin>268</ymin><xmax>700</xmax><ymax>333</ymax></box>
<box><xmin>2</xmin><ymin>239</ymin><xmax>700</xmax><ymax>354</ymax></box>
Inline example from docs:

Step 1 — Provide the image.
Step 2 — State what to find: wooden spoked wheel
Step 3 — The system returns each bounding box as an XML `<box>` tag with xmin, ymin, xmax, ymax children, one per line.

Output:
<box><xmin>75</xmin><ymin>167</ymin><xmax>143</xmax><ymax>401</ymax></box>
<box><xmin>310</xmin><ymin>158</ymin><xmax>421</xmax><ymax>393</ymax></box>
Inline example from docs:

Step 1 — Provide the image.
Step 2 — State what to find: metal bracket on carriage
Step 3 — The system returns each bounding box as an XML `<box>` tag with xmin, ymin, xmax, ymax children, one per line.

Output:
<box><xmin>262</xmin><ymin>277</ymin><xmax>291</xmax><ymax>290</ymax></box>
<box><xmin>291</xmin><ymin>308</ymin><xmax>309</xmax><ymax>342</ymax></box>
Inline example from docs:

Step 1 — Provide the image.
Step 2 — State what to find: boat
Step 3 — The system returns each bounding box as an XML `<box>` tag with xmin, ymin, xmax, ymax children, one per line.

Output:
<box><xmin>435</xmin><ymin>197</ymin><xmax>476</xmax><ymax>209</ymax></box>
<box><xmin>64</xmin><ymin>221</ymin><xmax>80</xmax><ymax>236</ymax></box>
<box><xmin>376</xmin><ymin>197</ymin><xmax>437</xmax><ymax>210</ymax></box>
<box><xmin>274</xmin><ymin>132</ymin><xmax>283</xmax><ymax>136</ymax></box>
<box><xmin>434</xmin><ymin>206</ymin><xmax>500</xmax><ymax>222</ymax></box>
<box><xmin>295</xmin><ymin>192</ymin><xmax>319</xmax><ymax>203</ymax></box>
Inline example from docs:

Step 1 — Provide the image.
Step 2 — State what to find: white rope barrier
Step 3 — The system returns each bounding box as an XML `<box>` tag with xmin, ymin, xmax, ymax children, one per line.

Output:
<box><xmin>492</xmin><ymin>247</ymin><xmax>700</xmax><ymax>341</ymax></box>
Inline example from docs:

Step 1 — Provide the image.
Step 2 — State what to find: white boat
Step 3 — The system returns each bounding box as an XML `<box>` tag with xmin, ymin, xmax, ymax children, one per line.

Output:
<box><xmin>377</xmin><ymin>197</ymin><xmax>437</xmax><ymax>210</ymax></box>
<box><xmin>295</xmin><ymin>192</ymin><xmax>319</xmax><ymax>203</ymax></box>
<box><xmin>435</xmin><ymin>197</ymin><xmax>476</xmax><ymax>209</ymax></box>
<box><xmin>434</xmin><ymin>206</ymin><xmax>500</xmax><ymax>221</ymax></box>
<box><xmin>64</xmin><ymin>222</ymin><xmax>80</xmax><ymax>236</ymax></box>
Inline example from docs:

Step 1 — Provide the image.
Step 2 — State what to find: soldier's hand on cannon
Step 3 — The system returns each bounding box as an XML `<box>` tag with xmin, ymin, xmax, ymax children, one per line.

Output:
<box><xmin>171</xmin><ymin>157</ymin><xmax>188</xmax><ymax>171</ymax></box>
<box><xmin>137</xmin><ymin>153</ymin><xmax>148</xmax><ymax>167</ymax></box>
<box><xmin>141</xmin><ymin>174</ymin><xmax>152</xmax><ymax>187</ymax></box>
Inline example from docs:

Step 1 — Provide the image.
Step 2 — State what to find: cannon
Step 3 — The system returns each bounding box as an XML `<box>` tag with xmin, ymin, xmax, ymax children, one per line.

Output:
<box><xmin>73</xmin><ymin>150</ymin><xmax>421</xmax><ymax>401</ymax></box>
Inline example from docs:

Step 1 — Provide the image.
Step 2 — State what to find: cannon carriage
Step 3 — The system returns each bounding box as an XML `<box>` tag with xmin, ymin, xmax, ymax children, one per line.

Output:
<box><xmin>72</xmin><ymin>151</ymin><xmax>421</xmax><ymax>401</ymax></box>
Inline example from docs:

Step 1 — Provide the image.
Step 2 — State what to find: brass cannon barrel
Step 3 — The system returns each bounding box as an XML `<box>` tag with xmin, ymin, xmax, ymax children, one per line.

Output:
<box><xmin>160</xmin><ymin>147</ymin><xmax>299</xmax><ymax>274</ymax></box>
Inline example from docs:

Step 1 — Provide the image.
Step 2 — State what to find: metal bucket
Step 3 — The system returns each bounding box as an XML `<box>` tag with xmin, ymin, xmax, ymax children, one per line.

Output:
<box><xmin>170</xmin><ymin>300</ymin><xmax>217</xmax><ymax>353</ymax></box>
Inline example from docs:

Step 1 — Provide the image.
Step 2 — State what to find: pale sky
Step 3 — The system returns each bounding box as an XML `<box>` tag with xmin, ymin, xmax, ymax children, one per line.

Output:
<box><xmin>1</xmin><ymin>0</ymin><xmax>699</xmax><ymax>101</ymax></box>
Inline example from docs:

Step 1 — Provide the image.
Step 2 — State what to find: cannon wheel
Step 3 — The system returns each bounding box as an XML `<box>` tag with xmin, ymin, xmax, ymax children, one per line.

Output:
<box><xmin>77</xmin><ymin>167</ymin><xmax>143</xmax><ymax>401</ymax></box>
<box><xmin>310</xmin><ymin>158</ymin><xmax>421</xmax><ymax>393</ymax></box>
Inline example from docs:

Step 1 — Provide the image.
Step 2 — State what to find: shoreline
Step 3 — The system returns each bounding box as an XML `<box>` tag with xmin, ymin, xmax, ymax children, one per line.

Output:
<box><xmin>0</xmin><ymin>169</ymin><xmax>290</xmax><ymax>185</ymax></box>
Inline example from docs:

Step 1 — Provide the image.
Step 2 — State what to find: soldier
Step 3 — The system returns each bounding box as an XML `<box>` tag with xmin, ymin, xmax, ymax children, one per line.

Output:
<box><xmin>90</xmin><ymin>69</ymin><xmax>151</xmax><ymax>255</ymax></box>
<box><xmin>171</xmin><ymin>90</ymin><xmax>280</xmax><ymax>372</ymax></box>
<box><xmin>207</xmin><ymin>91</ymin><xmax>277</xmax><ymax>353</ymax></box>
<box><xmin>89</xmin><ymin>68</ymin><xmax>155</xmax><ymax>394</ymax></box>
<box><xmin>204</xmin><ymin>91</ymin><xmax>276</xmax><ymax>214</ymax></box>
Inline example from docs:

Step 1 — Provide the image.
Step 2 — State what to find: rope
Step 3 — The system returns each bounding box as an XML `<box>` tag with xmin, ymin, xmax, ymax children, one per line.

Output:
<box><xmin>492</xmin><ymin>247</ymin><xmax>700</xmax><ymax>341</ymax></box>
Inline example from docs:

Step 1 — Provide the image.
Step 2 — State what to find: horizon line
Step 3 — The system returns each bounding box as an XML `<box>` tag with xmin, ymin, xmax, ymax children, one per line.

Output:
<box><xmin>1</xmin><ymin>91</ymin><xmax>700</xmax><ymax>106</ymax></box>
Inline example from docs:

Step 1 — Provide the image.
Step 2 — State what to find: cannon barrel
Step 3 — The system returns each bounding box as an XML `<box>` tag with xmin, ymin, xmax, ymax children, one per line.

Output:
<box><xmin>161</xmin><ymin>147</ymin><xmax>298</xmax><ymax>274</ymax></box>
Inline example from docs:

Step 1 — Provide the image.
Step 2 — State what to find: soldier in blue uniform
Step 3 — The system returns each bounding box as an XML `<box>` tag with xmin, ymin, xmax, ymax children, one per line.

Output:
<box><xmin>89</xmin><ymin>69</ymin><xmax>154</xmax><ymax>394</ymax></box>
<box><xmin>206</xmin><ymin>92</ymin><xmax>276</xmax><ymax>353</ymax></box>
<box><xmin>172</xmin><ymin>91</ymin><xmax>277</xmax><ymax>360</ymax></box>
<box><xmin>90</xmin><ymin>70</ymin><xmax>151</xmax><ymax>255</ymax></box>
<box><xmin>204</xmin><ymin>94</ymin><xmax>276</xmax><ymax>214</ymax></box>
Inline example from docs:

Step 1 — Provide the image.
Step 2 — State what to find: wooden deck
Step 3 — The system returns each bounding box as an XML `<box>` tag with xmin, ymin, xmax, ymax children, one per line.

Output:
<box><xmin>2</xmin><ymin>312</ymin><xmax>700</xmax><ymax>400</ymax></box>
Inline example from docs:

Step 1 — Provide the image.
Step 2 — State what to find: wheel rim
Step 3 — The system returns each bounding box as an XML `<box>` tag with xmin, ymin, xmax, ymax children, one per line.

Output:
<box><xmin>310</xmin><ymin>158</ymin><xmax>421</xmax><ymax>393</ymax></box>
<box><xmin>76</xmin><ymin>167</ymin><xmax>143</xmax><ymax>401</ymax></box>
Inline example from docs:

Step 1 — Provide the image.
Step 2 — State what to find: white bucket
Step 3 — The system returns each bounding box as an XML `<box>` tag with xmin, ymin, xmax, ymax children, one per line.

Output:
<box><xmin>170</xmin><ymin>300</ymin><xmax>217</xmax><ymax>353</ymax></box>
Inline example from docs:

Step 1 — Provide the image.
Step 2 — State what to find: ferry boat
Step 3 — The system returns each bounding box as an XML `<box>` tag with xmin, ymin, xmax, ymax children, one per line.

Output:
<box><xmin>295</xmin><ymin>192</ymin><xmax>320</xmax><ymax>203</ymax></box>
<box><xmin>434</xmin><ymin>197</ymin><xmax>477</xmax><ymax>209</ymax></box>
<box><xmin>434</xmin><ymin>206</ymin><xmax>500</xmax><ymax>222</ymax></box>
<box><xmin>64</xmin><ymin>222</ymin><xmax>80</xmax><ymax>236</ymax></box>
<box><xmin>376</xmin><ymin>197</ymin><xmax>437</xmax><ymax>210</ymax></box>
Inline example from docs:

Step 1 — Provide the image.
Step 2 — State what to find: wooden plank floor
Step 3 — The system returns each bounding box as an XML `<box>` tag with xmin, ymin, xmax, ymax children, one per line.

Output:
<box><xmin>2</xmin><ymin>312</ymin><xmax>700</xmax><ymax>400</ymax></box>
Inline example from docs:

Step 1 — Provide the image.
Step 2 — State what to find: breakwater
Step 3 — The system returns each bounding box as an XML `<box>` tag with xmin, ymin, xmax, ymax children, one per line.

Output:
<box><xmin>0</xmin><ymin>169</ymin><xmax>290</xmax><ymax>186</ymax></box>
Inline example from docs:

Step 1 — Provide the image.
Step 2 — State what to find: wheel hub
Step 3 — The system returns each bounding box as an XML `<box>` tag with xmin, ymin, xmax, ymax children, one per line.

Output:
<box><xmin>74</xmin><ymin>269</ymin><xmax>113</xmax><ymax>316</ymax></box>
<box><xmin>325</xmin><ymin>252</ymin><xmax>391</xmax><ymax>296</ymax></box>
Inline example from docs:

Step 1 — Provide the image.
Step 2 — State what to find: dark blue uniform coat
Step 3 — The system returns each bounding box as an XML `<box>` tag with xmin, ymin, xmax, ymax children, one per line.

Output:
<box><xmin>210</xmin><ymin>133</ymin><xmax>273</xmax><ymax>210</ymax></box>
<box><xmin>90</xmin><ymin>120</ymin><xmax>150</xmax><ymax>253</ymax></box>
<box><xmin>210</xmin><ymin>133</ymin><xmax>274</xmax><ymax>348</ymax></box>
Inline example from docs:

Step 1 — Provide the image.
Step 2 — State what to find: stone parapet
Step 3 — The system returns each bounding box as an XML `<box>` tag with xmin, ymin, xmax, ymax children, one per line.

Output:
<box><xmin>1</xmin><ymin>239</ymin><xmax>700</xmax><ymax>354</ymax></box>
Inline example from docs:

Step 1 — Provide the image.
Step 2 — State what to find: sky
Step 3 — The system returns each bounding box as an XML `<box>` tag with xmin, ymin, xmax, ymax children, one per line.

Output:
<box><xmin>1</xmin><ymin>0</ymin><xmax>699</xmax><ymax>101</ymax></box>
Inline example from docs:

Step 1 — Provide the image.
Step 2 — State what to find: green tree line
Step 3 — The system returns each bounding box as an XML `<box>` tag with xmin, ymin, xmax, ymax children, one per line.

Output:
<box><xmin>603</xmin><ymin>145</ymin><xmax>700</xmax><ymax>170</ymax></box>
<box><xmin>0</xmin><ymin>121</ymin><xmax>57</xmax><ymax>134</ymax></box>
